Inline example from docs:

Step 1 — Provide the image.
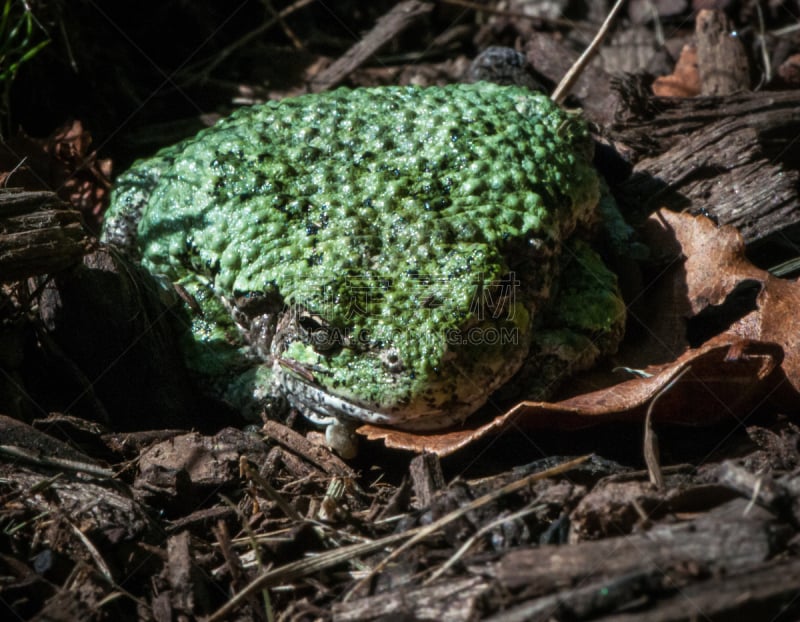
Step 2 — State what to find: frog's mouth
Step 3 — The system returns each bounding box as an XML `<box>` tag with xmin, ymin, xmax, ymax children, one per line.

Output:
<box><xmin>277</xmin><ymin>365</ymin><xmax>396</xmax><ymax>426</ymax></box>
<box><xmin>274</xmin><ymin>360</ymin><xmax>469</xmax><ymax>431</ymax></box>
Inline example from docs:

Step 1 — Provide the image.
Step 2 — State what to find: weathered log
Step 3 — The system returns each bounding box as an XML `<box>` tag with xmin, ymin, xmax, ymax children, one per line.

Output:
<box><xmin>0</xmin><ymin>188</ymin><xmax>92</xmax><ymax>281</ymax></box>
<box><xmin>31</xmin><ymin>247</ymin><xmax>223</xmax><ymax>430</ymax></box>
<box><xmin>611</xmin><ymin>80</ymin><xmax>800</xmax><ymax>252</ymax></box>
<box><xmin>493</xmin><ymin>499</ymin><xmax>790</xmax><ymax>593</ymax></box>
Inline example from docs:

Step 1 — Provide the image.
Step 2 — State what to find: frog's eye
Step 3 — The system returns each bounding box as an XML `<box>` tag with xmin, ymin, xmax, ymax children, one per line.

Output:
<box><xmin>380</xmin><ymin>348</ymin><xmax>404</xmax><ymax>373</ymax></box>
<box><xmin>298</xmin><ymin>313</ymin><xmax>340</xmax><ymax>353</ymax></box>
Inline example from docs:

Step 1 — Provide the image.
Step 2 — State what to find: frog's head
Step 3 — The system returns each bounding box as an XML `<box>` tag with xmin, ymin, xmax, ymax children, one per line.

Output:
<box><xmin>269</xmin><ymin>259</ymin><xmax>536</xmax><ymax>430</ymax></box>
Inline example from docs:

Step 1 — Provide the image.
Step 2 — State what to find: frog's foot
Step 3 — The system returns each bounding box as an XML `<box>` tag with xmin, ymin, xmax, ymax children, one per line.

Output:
<box><xmin>224</xmin><ymin>363</ymin><xmax>362</xmax><ymax>457</ymax></box>
<box><xmin>303</xmin><ymin>410</ymin><xmax>359</xmax><ymax>459</ymax></box>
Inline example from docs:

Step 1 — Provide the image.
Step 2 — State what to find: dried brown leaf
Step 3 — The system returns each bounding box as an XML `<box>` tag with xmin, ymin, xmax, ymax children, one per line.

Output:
<box><xmin>652</xmin><ymin>44</ymin><xmax>701</xmax><ymax>97</ymax></box>
<box><xmin>358</xmin><ymin>337</ymin><xmax>783</xmax><ymax>454</ymax></box>
<box><xmin>643</xmin><ymin>209</ymin><xmax>800</xmax><ymax>405</ymax></box>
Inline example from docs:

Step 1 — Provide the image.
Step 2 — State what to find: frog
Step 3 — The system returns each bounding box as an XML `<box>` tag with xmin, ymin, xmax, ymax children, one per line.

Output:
<box><xmin>102</xmin><ymin>81</ymin><xmax>627</xmax><ymax>457</ymax></box>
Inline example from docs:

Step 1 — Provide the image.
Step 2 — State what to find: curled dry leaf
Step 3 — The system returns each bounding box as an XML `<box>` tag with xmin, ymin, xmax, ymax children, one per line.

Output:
<box><xmin>359</xmin><ymin>338</ymin><xmax>783</xmax><ymax>454</ymax></box>
<box><xmin>643</xmin><ymin>209</ymin><xmax>800</xmax><ymax>404</ymax></box>
<box><xmin>652</xmin><ymin>44</ymin><xmax>701</xmax><ymax>97</ymax></box>
<box><xmin>0</xmin><ymin>120</ymin><xmax>111</xmax><ymax>232</ymax></box>
<box><xmin>358</xmin><ymin>210</ymin><xmax>798</xmax><ymax>455</ymax></box>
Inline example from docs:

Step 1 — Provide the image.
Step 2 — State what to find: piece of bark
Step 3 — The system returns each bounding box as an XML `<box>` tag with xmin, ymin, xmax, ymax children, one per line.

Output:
<box><xmin>335</xmin><ymin>491</ymin><xmax>796</xmax><ymax>621</ymax></box>
<box><xmin>333</xmin><ymin>576</ymin><xmax>488</xmax><ymax>622</ymax></box>
<box><xmin>0</xmin><ymin>189</ymin><xmax>92</xmax><ymax>281</ymax></box>
<box><xmin>168</xmin><ymin>506</ymin><xmax>236</xmax><ymax>532</ymax></box>
<box><xmin>166</xmin><ymin>532</ymin><xmax>194</xmax><ymax>614</ymax></box>
<box><xmin>612</xmin><ymin>81</ymin><xmax>800</xmax><ymax>248</ymax></box>
<box><xmin>695</xmin><ymin>9</ymin><xmax>750</xmax><ymax>95</ymax></box>
<box><xmin>596</xmin><ymin>557</ymin><xmax>800</xmax><ymax>621</ymax></box>
<box><xmin>310</xmin><ymin>1</ymin><xmax>434</xmax><ymax>92</ymax></box>
<box><xmin>489</xmin><ymin>558</ymin><xmax>800</xmax><ymax>622</ymax></box>
<box><xmin>135</xmin><ymin>428</ymin><xmax>271</xmax><ymax>501</ymax></box>
<box><xmin>261</xmin><ymin>419</ymin><xmax>357</xmax><ymax>479</ymax></box>
<box><xmin>34</xmin><ymin>248</ymin><xmax>212</xmax><ymax>431</ymax></box>
<box><xmin>0</xmin><ymin>122</ymin><xmax>111</xmax><ymax>233</ymax></box>
<box><xmin>492</xmin><ymin>498</ymin><xmax>791</xmax><ymax>593</ymax></box>
<box><xmin>569</xmin><ymin>477</ymin><xmax>737</xmax><ymax>540</ymax></box>
<box><xmin>409</xmin><ymin>452</ymin><xmax>446</xmax><ymax>509</ymax></box>
<box><xmin>165</xmin><ymin>531</ymin><xmax>212</xmax><ymax>616</ymax></box>
<box><xmin>0</xmin><ymin>414</ymin><xmax>101</xmax><ymax>466</ymax></box>
<box><xmin>483</xmin><ymin>569</ymin><xmax>668</xmax><ymax>622</ymax></box>
<box><xmin>745</xmin><ymin>422</ymin><xmax>800</xmax><ymax>472</ymax></box>
<box><xmin>613</xmin><ymin>83</ymin><xmax>800</xmax><ymax>146</ymax></box>
<box><xmin>601</xmin><ymin>24</ymin><xmax>661</xmax><ymax>75</ymax></box>
<box><xmin>263</xmin><ymin>445</ymin><xmax>321</xmax><ymax>481</ymax></box>
<box><xmin>716</xmin><ymin>460</ymin><xmax>794</xmax><ymax>520</ymax></box>
<box><xmin>30</xmin><ymin>585</ymin><xmax>94</xmax><ymax>622</ymax></box>
<box><xmin>0</xmin><ymin>461</ymin><xmax>153</xmax><ymax>549</ymax></box>
<box><xmin>622</xmin><ymin>122</ymin><xmax>798</xmax><ymax>245</ymax></box>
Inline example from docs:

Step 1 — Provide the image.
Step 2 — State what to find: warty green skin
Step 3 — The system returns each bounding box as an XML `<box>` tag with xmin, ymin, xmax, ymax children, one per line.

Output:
<box><xmin>103</xmin><ymin>82</ymin><xmax>625</xmax><ymax>440</ymax></box>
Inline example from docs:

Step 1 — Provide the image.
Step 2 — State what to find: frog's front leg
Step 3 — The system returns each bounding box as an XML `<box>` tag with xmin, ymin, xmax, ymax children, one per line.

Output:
<box><xmin>222</xmin><ymin>362</ymin><xmax>359</xmax><ymax>458</ymax></box>
<box><xmin>220</xmin><ymin>363</ymin><xmax>285</xmax><ymax>422</ymax></box>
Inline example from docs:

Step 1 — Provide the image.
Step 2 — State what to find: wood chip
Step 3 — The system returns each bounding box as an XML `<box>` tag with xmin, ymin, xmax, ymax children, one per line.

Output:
<box><xmin>0</xmin><ymin>189</ymin><xmax>92</xmax><ymax>281</ymax></box>
<box><xmin>695</xmin><ymin>9</ymin><xmax>750</xmax><ymax>95</ymax></box>
<box><xmin>261</xmin><ymin>419</ymin><xmax>357</xmax><ymax>479</ymax></box>
<box><xmin>410</xmin><ymin>452</ymin><xmax>446</xmax><ymax>508</ymax></box>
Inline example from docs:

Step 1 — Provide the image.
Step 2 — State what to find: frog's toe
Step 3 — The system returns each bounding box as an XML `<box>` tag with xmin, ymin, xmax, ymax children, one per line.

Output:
<box><xmin>325</xmin><ymin>420</ymin><xmax>359</xmax><ymax>459</ymax></box>
<box><xmin>300</xmin><ymin>408</ymin><xmax>360</xmax><ymax>458</ymax></box>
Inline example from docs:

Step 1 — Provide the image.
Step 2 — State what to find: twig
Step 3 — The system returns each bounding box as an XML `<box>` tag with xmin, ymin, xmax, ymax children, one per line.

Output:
<box><xmin>263</xmin><ymin>0</ymin><xmax>303</xmax><ymax>49</ymax></box>
<box><xmin>178</xmin><ymin>0</ymin><xmax>317</xmax><ymax>84</ymax></box>
<box><xmin>424</xmin><ymin>503</ymin><xmax>546</xmax><ymax>584</ymax></box>
<box><xmin>240</xmin><ymin>456</ymin><xmax>303</xmax><ymax>522</ymax></box>
<box><xmin>0</xmin><ymin>444</ymin><xmax>115</xmax><ymax>479</ymax></box>
<box><xmin>2</xmin><ymin>156</ymin><xmax>27</xmax><ymax>187</ymax></box>
<box><xmin>205</xmin><ymin>526</ymin><xmax>425</xmax><ymax>622</ymax></box>
<box><xmin>755</xmin><ymin>4</ymin><xmax>771</xmax><ymax>86</ymax></box>
<box><xmin>68</xmin><ymin>520</ymin><xmax>114</xmax><ymax>583</ymax></box>
<box><xmin>309</xmin><ymin>0</ymin><xmax>435</xmax><ymax>93</ymax></box>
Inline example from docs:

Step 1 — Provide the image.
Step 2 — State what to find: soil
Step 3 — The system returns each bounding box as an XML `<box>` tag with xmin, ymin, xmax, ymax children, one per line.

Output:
<box><xmin>1</xmin><ymin>1</ymin><xmax>800</xmax><ymax>620</ymax></box>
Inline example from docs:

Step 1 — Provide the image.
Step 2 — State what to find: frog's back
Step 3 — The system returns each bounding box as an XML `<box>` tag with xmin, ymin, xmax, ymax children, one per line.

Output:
<box><xmin>106</xmin><ymin>83</ymin><xmax>598</xmax><ymax>318</ymax></box>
